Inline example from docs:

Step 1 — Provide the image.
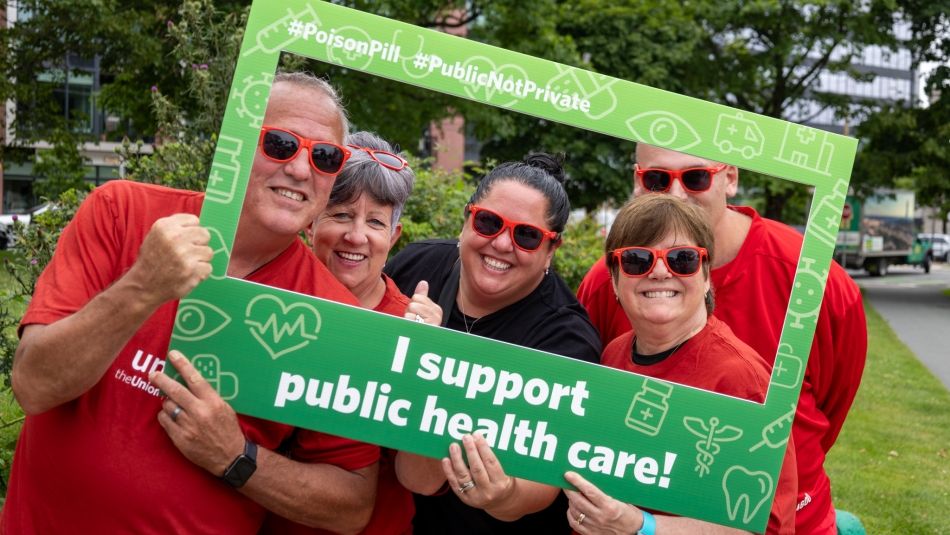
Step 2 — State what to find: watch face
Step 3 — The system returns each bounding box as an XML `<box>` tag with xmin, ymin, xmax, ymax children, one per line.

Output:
<box><xmin>224</xmin><ymin>455</ymin><xmax>257</xmax><ymax>488</ymax></box>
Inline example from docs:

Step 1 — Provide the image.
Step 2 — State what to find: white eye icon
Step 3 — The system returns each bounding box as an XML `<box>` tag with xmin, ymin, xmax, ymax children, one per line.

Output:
<box><xmin>173</xmin><ymin>299</ymin><xmax>232</xmax><ymax>342</ymax></box>
<box><xmin>626</xmin><ymin>111</ymin><xmax>702</xmax><ymax>152</ymax></box>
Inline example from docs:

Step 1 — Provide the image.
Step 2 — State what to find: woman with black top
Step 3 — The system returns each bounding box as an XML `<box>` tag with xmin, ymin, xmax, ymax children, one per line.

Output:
<box><xmin>384</xmin><ymin>153</ymin><xmax>601</xmax><ymax>534</ymax></box>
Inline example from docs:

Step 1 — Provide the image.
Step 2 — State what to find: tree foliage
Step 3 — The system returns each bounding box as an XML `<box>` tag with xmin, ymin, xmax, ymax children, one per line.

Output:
<box><xmin>855</xmin><ymin>86</ymin><xmax>950</xmax><ymax>228</ymax></box>
<box><xmin>118</xmin><ymin>0</ymin><xmax>248</xmax><ymax>190</ymax></box>
<box><xmin>5</xmin><ymin>0</ymin><xmax>945</xmax><ymax>219</ymax></box>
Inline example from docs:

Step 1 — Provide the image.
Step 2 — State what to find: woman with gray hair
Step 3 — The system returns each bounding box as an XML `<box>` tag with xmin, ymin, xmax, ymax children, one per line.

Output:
<box><xmin>308</xmin><ymin>131</ymin><xmax>440</xmax><ymax>321</ymax></box>
<box><xmin>262</xmin><ymin>132</ymin><xmax>440</xmax><ymax>535</ymax></box>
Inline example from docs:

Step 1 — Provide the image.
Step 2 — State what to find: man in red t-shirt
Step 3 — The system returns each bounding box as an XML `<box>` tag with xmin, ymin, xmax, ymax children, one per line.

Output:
<box><xmin>3</xmin><ymin>73</ymin><xmax>380</xmax><ymax>534</ymax></box>
<box><xmin>577</xmin><ymin>144</ymin><xmax>867</xmax><ymax>534</ymax></box>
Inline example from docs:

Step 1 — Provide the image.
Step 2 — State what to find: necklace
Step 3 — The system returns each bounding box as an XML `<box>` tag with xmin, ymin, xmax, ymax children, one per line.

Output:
<box><xmin>457</xmin><ymin>296</ymin><xmax>481</xmax><ymax>334</ymax></box>
<box><xmin>632</xmin><ymin>337</ymin><xmax>687</xmax><ymax>365</ymax></box>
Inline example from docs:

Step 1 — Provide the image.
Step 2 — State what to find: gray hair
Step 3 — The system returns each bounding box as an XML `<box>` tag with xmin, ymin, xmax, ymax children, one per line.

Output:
<box><xmin>274</xmin><ymin>71</ymin><xmax>350</xmax><ymax>138</ymax></box>
<box><xmin>327</xmin><ymin>131</ymin><xmax>415</xmax><ymax>230</ymax></box>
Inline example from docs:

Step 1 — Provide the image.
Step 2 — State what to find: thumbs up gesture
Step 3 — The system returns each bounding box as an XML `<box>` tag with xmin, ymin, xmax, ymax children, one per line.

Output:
<box><xmin>403</xmin><ymin>280</ymin><xmax>443</xmax><ymax>326</ymax></box>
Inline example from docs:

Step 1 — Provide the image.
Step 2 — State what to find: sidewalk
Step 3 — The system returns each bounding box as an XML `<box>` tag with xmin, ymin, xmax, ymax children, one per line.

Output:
<box><xmin>854</xmin><ymin>262</ymin><xmax>950</xmax><ymax>391</ymax></box>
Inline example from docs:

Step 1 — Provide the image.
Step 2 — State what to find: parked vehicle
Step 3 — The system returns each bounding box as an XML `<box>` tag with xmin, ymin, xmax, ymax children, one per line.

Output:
<box><xmin>0</xmin><ymin>203</ymin><xmax>51</xmax><ymax>250</ymax></box>
<box><xmin>918</xmin><ymin>233</ymin><xmax>950</xmax><ymax>262</ymax></box>
<box><xmin>835</xmin><ymin>190</ymin><xmax>933</xmax><ymax>276</ymax></box>
<box><xmin>0</xmin><ymin>222</ymin><xmax>10</xmax><ymax>250</ymax></box>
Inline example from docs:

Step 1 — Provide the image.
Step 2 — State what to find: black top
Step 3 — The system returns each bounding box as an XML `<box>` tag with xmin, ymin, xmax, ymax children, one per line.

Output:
<box><xmin>384</xmin><ymin>239</ymin><xmax>602</xmax><ymax>535</ymax></box>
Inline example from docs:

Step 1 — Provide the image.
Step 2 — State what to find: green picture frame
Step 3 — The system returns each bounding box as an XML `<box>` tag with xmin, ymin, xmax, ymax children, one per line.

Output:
<box><xmin>169</xmin><ymin>1</ymin><xmax>856</xmax><ymax>531</ymax></box>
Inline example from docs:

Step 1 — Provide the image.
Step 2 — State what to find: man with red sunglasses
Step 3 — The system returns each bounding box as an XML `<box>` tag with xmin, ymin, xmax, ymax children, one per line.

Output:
<box><xmin>577</xmin><ymin>143</ymin><xmax>867</xmax><ymax>535</ymax></box>
<box><xmin>4</xmin><ymin>72</ymin><xmax>379</xmax><ymax>534</ymax></box>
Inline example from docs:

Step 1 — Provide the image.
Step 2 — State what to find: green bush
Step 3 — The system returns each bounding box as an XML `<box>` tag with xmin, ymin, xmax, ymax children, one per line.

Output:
<box><xmin>0</xmin><ymin>190</ymin><xmax>86</xmax><ymax>384</ymax></box>
<box><xmin>555</xmin><ymin>216</ymin><xmax>607</xmax><ymax>292</ymax></box>
<box><xmin>0</xmin><ymin>188</ymin><xmax>85</xmax><ymax>497</ymax></box>
<box><xmin>395</xmin><ymin>160</ymin><xmax>473</xmax><ymax>254</ymax></box>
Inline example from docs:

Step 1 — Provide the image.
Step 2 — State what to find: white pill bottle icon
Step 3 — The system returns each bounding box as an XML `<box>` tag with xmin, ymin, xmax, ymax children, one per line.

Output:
<box><xmin>625</xmin><ymin>379</ymin><xmax>673</xmax><ymax>436</ymax></box>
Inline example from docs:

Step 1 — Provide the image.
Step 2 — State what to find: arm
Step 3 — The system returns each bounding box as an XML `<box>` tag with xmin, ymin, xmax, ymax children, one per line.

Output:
<box><xmin>395</xmin><ymin>451</ymin><xmax>448</xmax><ymax>495</ymax></box>
<box><xmin>242</xmin><ymin>452</ymin><xmax>377</xmax><ymax>533</ymax></box>
<box><xmin>564</xmin><ymin>471</ymin><xmax>751</xmax><ymax>535</ymax></box>
<box><xmin>12</xmin><ymin>214</ymin><xmax>212</xmax><ymax>414</ymax></box>
<box><xmin>444</xmin><ymin>433</ymin><xmax>560</xmax><ymax>521</ymax></box>
<box><xmin>815</xmin><ymin>265</ymin><xmax>867</xmax><ymax>451</ymax></box>
<box><xmin>151</xmin><ymin>351</ymin><xmax>377</xmax><ymax>534</ymax></box>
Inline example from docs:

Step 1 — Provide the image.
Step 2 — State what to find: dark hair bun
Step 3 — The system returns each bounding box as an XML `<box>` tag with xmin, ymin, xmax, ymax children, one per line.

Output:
<box><xmin>524</xmin><ymin>152</ymin><xmax>566</xmax><ymax>183</ymax></box>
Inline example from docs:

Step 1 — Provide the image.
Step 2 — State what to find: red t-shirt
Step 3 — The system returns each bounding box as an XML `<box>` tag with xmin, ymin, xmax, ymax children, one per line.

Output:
<box><xmin>2</xmin><ymin>181</ymin><xmax>379</xmax><ymax>535</ymax></box>
<box><xmin>578</xmin><ymin>205</ymin><xmax>866</xmax><ymax>534</ymax></box>
<box><xmin>262</xmin><ymin>273</ymin><xmax>413</xmax><ymax>535</ymax></box>
<box><xmin>602</xmin><ymin>317</ymin><xmax>797</xmax><ymax>534</ymax></box>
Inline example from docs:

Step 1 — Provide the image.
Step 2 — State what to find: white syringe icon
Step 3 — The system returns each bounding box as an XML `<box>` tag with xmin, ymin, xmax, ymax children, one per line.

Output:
<box><xmin>749</xmin><ymin>403</ymin><xmax>797</xmax><ymax>452</ymax></box>
<box><xmin>243</xmin><ymin>4</ymin><xmax>320</xmax><ymax>57</ymax></box>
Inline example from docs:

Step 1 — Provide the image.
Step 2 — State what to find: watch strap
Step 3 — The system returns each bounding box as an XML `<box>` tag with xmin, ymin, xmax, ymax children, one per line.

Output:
<box><xmin>242</xmin><ymin>438</ymin><xmax>258</xmax><ymax>462</ymax></box>
<box><xmin>637</xmin><ymin>510</ymin><xmax>656</xmax><ymax>535</ymax></box>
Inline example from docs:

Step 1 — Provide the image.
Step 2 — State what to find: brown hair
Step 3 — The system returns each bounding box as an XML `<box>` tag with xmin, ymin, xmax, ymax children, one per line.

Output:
<box><xmin>605</xmin><ymin>194</ymin><xmax>716</xmax><ymax>311</ymax></box>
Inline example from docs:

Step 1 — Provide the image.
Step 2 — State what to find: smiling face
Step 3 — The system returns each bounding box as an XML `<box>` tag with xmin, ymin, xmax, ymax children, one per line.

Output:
<box><xmin>239</xmin><ymin>81</ymin><xmax>345</xmax><ymax>247</ymax></box>
<box><xmin>634</xmin><ymin>144</ymin><xmax>737</xmax><ymax>231</ymax></box>
<box><xmin>613</xmin><ymin>230</ymin><xmax>710</xmax><ymax>343</ymax></box>
<box><xmin>311</xmin><ymin>193</ymin><xmax>400</xmax><ymax>307</ymax></box>
<box><xmin>458</xmin><ymin>180</ymin><xmax>558</xmax><ymax>316</ymax></box>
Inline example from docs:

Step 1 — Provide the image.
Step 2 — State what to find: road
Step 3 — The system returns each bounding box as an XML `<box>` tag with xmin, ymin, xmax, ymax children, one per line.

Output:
<box><xmin>851</xmin><ymin>261</ymin><xmax>950</xmax><ymax>390</ymax></box>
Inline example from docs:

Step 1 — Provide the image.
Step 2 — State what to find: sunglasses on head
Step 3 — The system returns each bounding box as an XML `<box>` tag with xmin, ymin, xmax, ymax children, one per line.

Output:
<box><xmin>347</xmin><ymin>145</ymin><xmax>410</xmax><ymax>171</ymax></box>
<box><xmin>634</xmin><ymin>163</ymin><xmax>727</xmax><ymax>193</ymax></box>
<box><xmin>259</xmin><ymin>126</ymin><xmax>351</xmax><ymax>175</ymax></box>
<box><xmin>467</xmin><ymin>204</ymin><xmax>559</xmax><ymax>252</ymax></box>
<box><xmin>611</xmin><ymin>246</ymin><xmax>708</xmax><ymax>278</ymax></box>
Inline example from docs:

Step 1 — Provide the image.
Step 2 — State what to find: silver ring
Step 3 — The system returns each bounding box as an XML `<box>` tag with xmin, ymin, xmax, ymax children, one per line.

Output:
<box><xmin>414</xmin><ymin>314</ymin><xmax>425</xmax><ymax>323</ymax></box>
<box><xmin>458</xmin><ymin>480</ymin><xmax>476</xmax><ymax>493</ymax></box>
<box><xmin>576</xmin><ymin>513</ymin><xmax>586</xmax><ymax>525</ymax></box>
<box><xmin>170</xmin><ymin>405</ymin><xmax>183</xmax><ymax>423</ymax></box>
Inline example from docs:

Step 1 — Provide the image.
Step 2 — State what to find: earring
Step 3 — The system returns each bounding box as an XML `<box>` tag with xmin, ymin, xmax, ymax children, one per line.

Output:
<box><xmin>544</xmin><ymin>267</ymin><xmax>550</xmax><ymax>275</ymax></box>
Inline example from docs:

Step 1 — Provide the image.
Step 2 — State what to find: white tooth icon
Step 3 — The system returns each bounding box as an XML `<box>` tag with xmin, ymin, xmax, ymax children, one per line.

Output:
<box><xmin>722</xmin><ymin>466</ymin><xmax>773</xmax><ymax>524</ymax></box>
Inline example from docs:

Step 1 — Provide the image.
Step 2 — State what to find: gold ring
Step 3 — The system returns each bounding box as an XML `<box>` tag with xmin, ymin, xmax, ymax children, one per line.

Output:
<box><xmin>576</xmin><ymin>512</ymin><xmax>586</xmax><ymax>525</ymax></box>
<box><xmin>458</xmin><ymin>480</ymin><xmax>476</xmax><ymax>493</ymax></box>
<box><xmin>414</xmin><ymin>314</ymin><xmax>425</xmax><ymax>323</ymax></box>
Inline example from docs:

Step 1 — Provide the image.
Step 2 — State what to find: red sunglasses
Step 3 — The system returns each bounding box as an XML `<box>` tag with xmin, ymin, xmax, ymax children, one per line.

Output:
<box><xmin>467</xmin><ymin>204</ymin><xmax>559</xmax><ymax>252</ymax></box>
<box><xmin>611</xmin><ymin>246</ymin><xmax>708</xmax><ymax>278</ymax></box>
<box><xmin>259</xmin><ymin>126</ymin><xmax>351</xmax><ymax>175</ymax></box>
<box><xmin>634</xmin><ymin>163</ymin><xmax>727</xmax><ymax>193</ymax></box>
<box><xmin>347</xmin><ymin>145</ymin><xmax>410</xmax><ymax>171</ymax></box>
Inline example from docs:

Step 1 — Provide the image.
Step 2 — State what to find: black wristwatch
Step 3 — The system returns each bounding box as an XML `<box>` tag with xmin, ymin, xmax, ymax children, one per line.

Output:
<box><xmin>221</xmin><ymin>438</ymin><xmax>258</xmax><ymax>488</ymax></box>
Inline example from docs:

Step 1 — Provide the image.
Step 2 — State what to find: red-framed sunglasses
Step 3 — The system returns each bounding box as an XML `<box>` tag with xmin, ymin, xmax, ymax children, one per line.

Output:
<box><xmin>259</xmin><ymin>126</ymin><xmax>351</xmax><ymax>175</ymax></box>
<box><xmin>348</xmin><ymin>145</ymin><xmax>410</xmax><ymax>171</ymax></box>
<box><xmin>467</xmin><ymin>204</ymin><xmax>559</xmax><ymax>252</ymax></box>
<box><xmin>634</xmin><ymin>163</ymin><xmax>727</xmax><ymax>193</ymax></box>
<box><xmin>611</xmin><ymin>246</ymin><xmax>708</xmax><ymax>278</ymax></box>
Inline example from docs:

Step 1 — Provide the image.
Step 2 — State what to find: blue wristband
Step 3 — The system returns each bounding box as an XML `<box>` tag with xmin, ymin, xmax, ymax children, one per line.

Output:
<box><xmin>637</xmin><ymin>510</ymin><xmax>656</xmax><ymax>535</ymax></box>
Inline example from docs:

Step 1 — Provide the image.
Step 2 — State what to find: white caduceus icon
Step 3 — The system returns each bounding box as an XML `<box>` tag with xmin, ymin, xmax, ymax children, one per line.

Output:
<box><xmin>683</xmin><ymin>416</ymin><xmax>743</xmax><ymax>477</ymax></box>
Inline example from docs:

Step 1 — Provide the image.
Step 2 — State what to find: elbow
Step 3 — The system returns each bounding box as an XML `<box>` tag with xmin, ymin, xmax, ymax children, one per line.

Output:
<box><xmin>394</xmin><ymin>452</ymin><xmax>446</xmax><ymax>495</ymax></box>
<box><xmin>334</xmin><ymin>504</ymin><xmax>374</xmax><ymax>535</ymax></box>
<box><xmin>301</xmin><ymin>496</ymin><xmax>373</xmax><ymax>534</ymax></box>
<box><xmin>11</xmin><ymin>345</ymin><xmax>60</xmax><ymax>415</ymax></box>
<box><xmin>402</xmin><ymin>477</ymin><xmax>446</xmax><ymax>496</ymax></box>
<box><xmin>11</xmin><ymin>360</ymin><xmax>46</xmax><ymax>416</ymax></box>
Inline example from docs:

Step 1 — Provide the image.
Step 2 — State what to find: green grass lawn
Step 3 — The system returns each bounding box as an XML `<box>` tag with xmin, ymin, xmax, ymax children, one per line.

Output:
<box><xmin>826</xmin><ymin>299</ymin><xmax>950</xmax><ymax>533</ymax></box>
